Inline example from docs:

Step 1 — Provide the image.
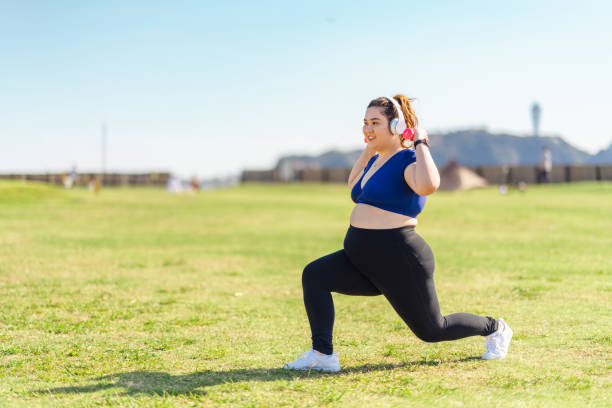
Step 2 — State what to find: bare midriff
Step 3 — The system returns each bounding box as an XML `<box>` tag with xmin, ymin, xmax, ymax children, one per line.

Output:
<box><xmin>349</xmin><ymin>203</ymin><xmax>417</xmax><ymax>229</ymax></box>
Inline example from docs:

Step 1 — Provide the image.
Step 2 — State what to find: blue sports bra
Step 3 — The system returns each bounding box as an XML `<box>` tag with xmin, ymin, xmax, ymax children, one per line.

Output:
<box><xmin>351</xmin><ymin>149</ymin><xmax>426</xmax><ymax>218</ymax></box>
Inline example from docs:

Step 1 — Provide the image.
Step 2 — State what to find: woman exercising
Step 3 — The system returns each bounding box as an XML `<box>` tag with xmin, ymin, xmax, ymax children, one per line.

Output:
<box><xmin>284</xmin><ymin>94</ymin><xmax>512</xmax><ymax>372</ymax></box>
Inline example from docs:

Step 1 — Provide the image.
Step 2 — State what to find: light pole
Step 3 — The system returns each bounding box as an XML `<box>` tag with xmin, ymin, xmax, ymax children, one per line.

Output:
<box><xmin>101</xmin><ymin>122</ymin><xmax>107</xmax><ymax>184</ymax></box>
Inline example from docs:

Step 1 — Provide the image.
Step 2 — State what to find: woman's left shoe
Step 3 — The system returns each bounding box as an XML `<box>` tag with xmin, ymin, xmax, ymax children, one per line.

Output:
<box><xmin>481</xmin><ymin>318</ymin><xmax>513</xmax><ymax>360</ymax></box>
<box><xmin>283</xmin><ymin>348</ymin><xmax>340</xmax><ymax>372</ymax></box>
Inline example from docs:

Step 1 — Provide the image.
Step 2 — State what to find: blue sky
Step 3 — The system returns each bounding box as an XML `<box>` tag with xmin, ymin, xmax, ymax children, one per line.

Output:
<box><xmin>1</xmin><ymin>1</ymin><xmax>610</xmax><ymax>178</ymax></box>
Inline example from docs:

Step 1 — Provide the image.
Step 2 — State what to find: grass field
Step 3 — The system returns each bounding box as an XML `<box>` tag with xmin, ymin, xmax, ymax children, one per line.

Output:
<box><xmin>0</xmin><ymin>180</ymin><xmax>610</xmax><ymax>407</ymax></box>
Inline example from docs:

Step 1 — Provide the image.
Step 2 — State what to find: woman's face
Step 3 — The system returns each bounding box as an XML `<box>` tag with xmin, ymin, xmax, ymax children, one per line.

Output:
<box><xmin>363</xmin><ymin>106</ymin><xmax>395</xmax><ymax>149</ymax></box>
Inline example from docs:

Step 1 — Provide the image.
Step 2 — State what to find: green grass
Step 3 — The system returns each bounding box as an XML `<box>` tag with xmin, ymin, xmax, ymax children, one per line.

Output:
<box><xmin>0</xmin><ymin>180</ymin><xmax>610</xmax><ymax>407</ymax></box>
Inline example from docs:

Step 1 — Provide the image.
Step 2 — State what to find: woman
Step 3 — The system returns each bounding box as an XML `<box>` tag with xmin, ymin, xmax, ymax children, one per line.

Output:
<box><xmin>283</xmin><ymin>95</ymin><xmax>512</xmax><ymax>372</ymax></box>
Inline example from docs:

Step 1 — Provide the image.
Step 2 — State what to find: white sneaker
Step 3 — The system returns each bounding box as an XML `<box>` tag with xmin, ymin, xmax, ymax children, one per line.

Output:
<box><xmin>482</xmin><ymin>318</ymin><xmax>513</xmax><ymax>360</ymax></box>
<box><xmin>283</xmin><ymin>348</ymin><xmax>341</xmax><ymax>372</ymax></box>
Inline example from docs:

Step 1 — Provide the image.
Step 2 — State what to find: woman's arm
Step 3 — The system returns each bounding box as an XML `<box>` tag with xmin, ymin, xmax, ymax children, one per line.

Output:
<box><xmin>348</xmin><ymin>147</ymin><xmax>377</xmax><ymax>189</ymax></box>
<box><xmin>404</xmin><ymin>128</ymin><xmax>440</xmax><ymax>196</ymax></box>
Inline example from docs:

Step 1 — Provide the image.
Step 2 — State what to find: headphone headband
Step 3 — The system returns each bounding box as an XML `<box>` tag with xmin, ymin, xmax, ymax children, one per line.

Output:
<box><xmin>388</xmin><ymin>96</ymin><xmax>405</xmax><ymax>125</ymax></box>
<box><xmin>387</xmin><ymin>96</ymin><xmax>407</xmax><ymax>136</ymax></box>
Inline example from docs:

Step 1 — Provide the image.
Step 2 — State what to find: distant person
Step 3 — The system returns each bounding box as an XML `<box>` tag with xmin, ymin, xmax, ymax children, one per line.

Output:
<box><xmin>62</xmin><ymin>173</ymin><xmax>71</xmax><ymax>189</ymax></box>
<box><xmin>89</xmin><ymin>177</ymin><xmax>100</xmax><ymax>194</ymax></box>
<box><xmin>284</xmin><ymin>95</ymin><xmax>512</xmax><ymax>372</ymax></box>
<box><xmin>167</xmin><ymin>176</ymin><xmax>182</xmax><ymax>193</ymax></box>
<box><xmin>190</xmin><ymin>175</ymin><xmax>200</xmax><ymax>192</ymax></box>
<box><xmin>537</xmin><ymin>146</ymin><xmax>552</xmax><ymax>183</ymax></box>
<box><xmin>69</xmin><ymin>165</ymin><xmax>77</xmax><ymax>185</ymax></box>
<box><xmin>63</xmin><ymin>166</ymin><xmax>77</xmax><ymax>189</ymax></box>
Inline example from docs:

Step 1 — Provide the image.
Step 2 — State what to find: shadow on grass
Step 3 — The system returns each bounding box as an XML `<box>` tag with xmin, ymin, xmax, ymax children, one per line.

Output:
<box><xmin>33</xmin><ymin>356</ymin><xmax>483</xmax><ymax>397</ymax></box>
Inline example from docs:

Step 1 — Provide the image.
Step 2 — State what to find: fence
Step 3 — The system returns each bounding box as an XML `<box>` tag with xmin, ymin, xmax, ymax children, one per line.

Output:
<box><xmin>241</xmin><ymin>165</ymin><xmax>612</xmax><ymax>184</ymax></box>
<box><xmin>473</xmin><ymin>165</ymin><xmax>612</xmax><ymax>184</ymax></box>
<box><xmin>0</xmin><ymin>172</ymin><xmax>171</xmax><ymax>186</ymax></box>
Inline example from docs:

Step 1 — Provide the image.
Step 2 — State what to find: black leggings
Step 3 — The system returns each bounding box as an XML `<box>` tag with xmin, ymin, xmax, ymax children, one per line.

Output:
<box><xmin>302</xmin><ymin>225</ymin><xmax>498</xmax><ymax>355</ymax></box>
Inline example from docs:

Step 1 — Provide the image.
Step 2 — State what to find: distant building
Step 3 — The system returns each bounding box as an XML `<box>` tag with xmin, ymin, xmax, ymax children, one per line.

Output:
<box><xmin>276</xmin><ymin>157</ymin><xmax>318</xmax><ymax>182</ymax></box>
<box><xmin>438</xmin><ymin>160</ymin><xmax>487</xmax><ymax>191</ymax></box>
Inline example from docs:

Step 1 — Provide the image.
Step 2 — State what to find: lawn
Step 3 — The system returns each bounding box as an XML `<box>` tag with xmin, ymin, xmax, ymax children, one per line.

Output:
<box><xmin>0</xmin><ymin>180</ymin><xmax>610</xmax><ymax>407</ymax></box>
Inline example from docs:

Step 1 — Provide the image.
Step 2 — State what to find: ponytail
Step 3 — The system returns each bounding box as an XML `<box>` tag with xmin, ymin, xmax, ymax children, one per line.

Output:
<box><xmin>394</xmin><ymin>94</ymin><xmax>419</xmax><ymax>148</ymax></box>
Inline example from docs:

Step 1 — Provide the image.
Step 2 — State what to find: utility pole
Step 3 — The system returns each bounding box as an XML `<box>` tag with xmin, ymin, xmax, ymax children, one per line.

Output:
<box><xmin>101</xmin><ymin>122</ymin><xmax>107</xmax><ymax>185</ymax></box>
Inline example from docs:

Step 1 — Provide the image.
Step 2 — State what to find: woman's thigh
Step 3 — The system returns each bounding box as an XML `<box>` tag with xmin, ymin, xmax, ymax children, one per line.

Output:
<box><xmin>376</xmin><ymin>248</ymin><xmax>443</xmax><ymax>333</ymax></box>
<box><xmin>303</xmin><ymin>249</ymin><xmax>382</xmax><ymax>296</ymax></box>
<box><xmin>345</xmin><ymin>227</ymin><xmax>442</xmax><ymax>329</ymax></box>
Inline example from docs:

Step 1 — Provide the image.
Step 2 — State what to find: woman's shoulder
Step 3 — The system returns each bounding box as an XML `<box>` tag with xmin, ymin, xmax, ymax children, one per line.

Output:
<box><xmin>400</xmin><ymin>148</ymin><xmax>417</xmax><ymax>162</ymax></box>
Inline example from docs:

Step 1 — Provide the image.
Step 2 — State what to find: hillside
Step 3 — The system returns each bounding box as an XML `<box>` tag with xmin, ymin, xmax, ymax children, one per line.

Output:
<box><xmin>589</xmin><ymin>143</ymin><xmax>612</xmax><ymax>164</ymax></box>
<box><xmin>275</xmin><ymin>130</ymin><xmax>609</xmax><ymax>169</ymax></box>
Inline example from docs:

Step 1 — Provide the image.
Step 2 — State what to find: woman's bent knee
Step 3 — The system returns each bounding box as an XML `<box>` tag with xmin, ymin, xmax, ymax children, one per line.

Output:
<box><xmin>302</xmin><ymin>261</ymin><xmax>322</xmax><ymax>288</ymax></box>
<box><xmin>414</xmin><ymin>331</ymin><xmax>445</xmax><ymax>343</ymax></box>
<box><xmin>411</xmin><ymin>322</ymin><xmax>446</xmax><ymax>343</ymax></box>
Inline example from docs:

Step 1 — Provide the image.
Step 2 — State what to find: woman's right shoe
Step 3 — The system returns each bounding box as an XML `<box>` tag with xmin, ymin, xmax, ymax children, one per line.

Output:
<box><xmin>482</xmin><ymin>318</ymin><xmax>513</xmax><ymax>360</ymax></box>
<box><xmin>283</xmin><ymin>348</ymin><xmax>341</xmax><ymax>372</ymax></box>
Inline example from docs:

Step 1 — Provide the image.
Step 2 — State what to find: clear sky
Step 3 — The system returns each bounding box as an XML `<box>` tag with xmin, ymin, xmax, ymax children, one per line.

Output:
<box><xmin>1</xmin><ymin>1</ymin><xmax>610</xmax><ymax>178</ymax></box>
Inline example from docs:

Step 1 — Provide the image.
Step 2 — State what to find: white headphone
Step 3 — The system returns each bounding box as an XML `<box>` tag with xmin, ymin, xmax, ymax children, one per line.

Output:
<box><xmin>387</xmin><ymin>96</ymin><xmax>407</xmax><ymax>136</ymax></box>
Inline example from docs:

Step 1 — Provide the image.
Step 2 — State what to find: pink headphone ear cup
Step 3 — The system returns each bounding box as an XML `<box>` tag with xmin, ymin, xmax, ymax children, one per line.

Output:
<box><xmin>402</xmin><ymin>128</ymin><xmax>415</xmax><ymax>141</ymax></box>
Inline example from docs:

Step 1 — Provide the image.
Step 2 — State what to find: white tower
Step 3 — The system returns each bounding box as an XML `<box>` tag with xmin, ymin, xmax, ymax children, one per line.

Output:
<box><xmin>531</xmin><ymin>102</ymin><xmax>541</xmax><ymax>137</ymax></box>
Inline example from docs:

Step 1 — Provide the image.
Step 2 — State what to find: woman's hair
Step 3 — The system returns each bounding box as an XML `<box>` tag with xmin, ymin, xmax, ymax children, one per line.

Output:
<box><xmin>368</xmin><ymin>94</ymin><xmax>418</xmax><ymax>148</ymax></box>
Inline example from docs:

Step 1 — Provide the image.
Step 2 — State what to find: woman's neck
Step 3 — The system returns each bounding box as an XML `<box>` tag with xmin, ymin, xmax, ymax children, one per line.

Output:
<box><xmin>377</xmin><ymin>146</ymin><xmax>403</xmax><ymax>161</ymax></box>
